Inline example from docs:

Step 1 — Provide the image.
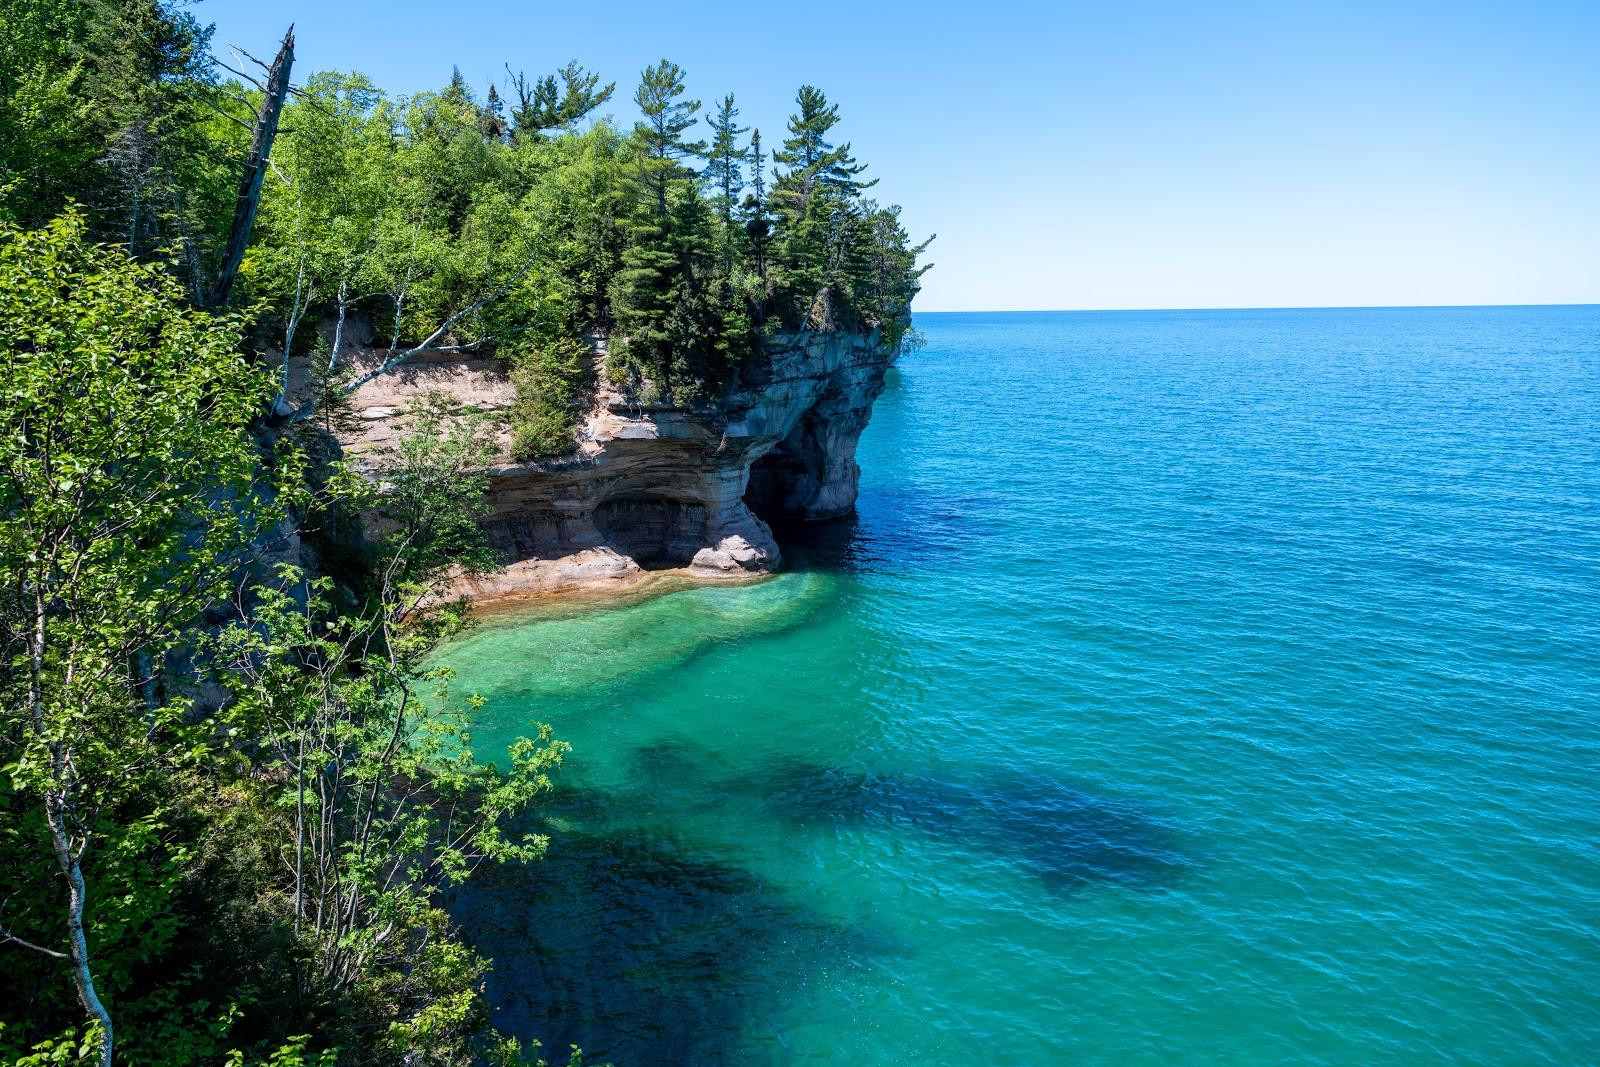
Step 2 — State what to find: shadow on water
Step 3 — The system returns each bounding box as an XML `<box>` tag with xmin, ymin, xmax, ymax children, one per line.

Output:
<box><xmin>745</xmin><ymin>759</ymin><xmax>1195</xmax><ymax>896</ymax></box>
<box><xmin>452</xmin><ymin>790</ymin><xmax>900</xmax><ymax>1067</ymax></box>
<box><xmin>635</xmin><ymin>740</ymin><xmax>1195</xmax><ymax>897</ymax></box>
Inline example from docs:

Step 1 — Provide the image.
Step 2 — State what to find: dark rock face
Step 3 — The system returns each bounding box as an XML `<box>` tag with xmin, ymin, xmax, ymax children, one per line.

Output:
<box><xmin>592</xmin><ymin>495</ymin><xmax>709</xmax><ymax>567</ymax></box>
<box><xmin>744</xmin><ymin>376</ymin><xmax>883</xmax><ymax>522</ymax></box>
<box><xmin>336</xmin><ymin>330</ymin><xmax>898</xmax><ymax>599</ymax></box>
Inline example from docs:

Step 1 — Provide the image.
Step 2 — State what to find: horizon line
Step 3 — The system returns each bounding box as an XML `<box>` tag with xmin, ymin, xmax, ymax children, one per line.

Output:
<box><xmin>914</xmin><ymin>301</ymin><xmax>1600</xmax><ymax>315</ymax></box>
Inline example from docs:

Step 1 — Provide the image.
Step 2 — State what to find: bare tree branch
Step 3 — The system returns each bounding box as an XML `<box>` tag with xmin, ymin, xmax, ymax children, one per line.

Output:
<box><xmin>282</xmin><ymin>252</ymin><xmax>536</xmax><ymax>425</ymax></box>
<box><xmin>0</xmin><ymin>929</ymin><xmax>69</xmax><ymax>960</ymax></box>
<box><xmin>214</xmin><ymin>58</ymin><xmax>267</xmax><ymax>92</ymax></box>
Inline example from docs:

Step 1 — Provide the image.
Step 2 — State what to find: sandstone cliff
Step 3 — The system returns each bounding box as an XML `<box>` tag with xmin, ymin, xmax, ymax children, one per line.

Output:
<box><xmin>332</xmin><ymin>330</ymin><xmax>898</xmax><ymax>600</ymax></box>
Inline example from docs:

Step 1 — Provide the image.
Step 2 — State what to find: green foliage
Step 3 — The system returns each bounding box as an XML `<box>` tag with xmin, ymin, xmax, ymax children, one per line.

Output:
<box><xmin>6</xmin><ymin>1</ymin><xmax>929</xmax><ymax>407</ymax></box>
<box><xmin>239</xmin><ymin>55</ymin><xmax>924</xmax><ymax>416</ymax></box>
<box><xmin>607</xmin><ymin>60</ymin><xmax>704</xmax><ymax>385</ymax></box>
<box><xmin>0</xmin><ymin>0</ymin><xmax>97</xmax><ymax>226</ymax></box>
<box><xmin>766</xmin><ymin>84</ymin><xmax>897</xmax><ymax>331</ymax></box>
<box><xmin>603</xmin><ymin>63</ymin><xmax>760</xmax><ymax>397</ymax></box>
<box><xmin>367</xmin><ymin>392</ymin><xmax>505</xmax><ymax>600</ymax></box>
<box><xmin>204</xmin><ymin>392</ymin><xmax>568</xmax><ymax>1061</ymax></box>
<box><xmin>504</xmin><ymin>61</ymin><xmax>615</xmax><ymax>141</ymax></box>
<box><xmin>0</xmin><ymin>215</ymin><xmax>574</xmax><ymax>1064</ymax></box>
<box><xmin>511</xmin><ymin>338</ymin><xmax>587</xmax><ymax>460</ymax></box>
<box><xmin>0</xmin><ymin>0</ymin><xmax>237</xmax><ymax>279</ymax></box>
<box><xmin>0</xmin><ymin>211</ymin><xmax>287</xmax><ymax>660</ymax></box>
<box><xmin>705</xmin><ymin>95</ymin><xmax>749</xmax><ymax>225</ymax></box>
<box><xmin>704</xmin><ymin>95</ymin><xmax>749</xmax><ymax>278</ymax></box>
<box><xmin>773</xmin><ymin>84</ymin><xmax>872</xmax><ymax>195</ymax></box>
<box><xmin>224</xmin><ymin>1035</ymin><xmax>340</xmax><ymax>1067</ymax></box>
<box><xmin>2</xmin><ymin>1023</ymin><xmax>108</xmax><ymax>1065</ymax></box>
<box><xmin>86</xmin><ymin>0</ymin><xmax>220</xmax><ymax>259</ymax></box>
<box><xmin>630</xmin><ymin>59</ymin><xmax>704</xmax><ymax>204</ymax></box>
<box><xmin>0</xmin><ymin>212</ymin><xmax>296</xmax><ymax>1064</ymax></box>
<box><xmin>211</xmin><ymin>567</ymin><xmax>566</xmax><ymax>1063</ymax></box>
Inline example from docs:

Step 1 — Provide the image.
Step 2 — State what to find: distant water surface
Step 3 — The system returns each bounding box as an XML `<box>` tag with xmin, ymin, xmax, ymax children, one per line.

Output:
<box><xmin>444</xmin><ymin>307</ymin><xmax>1600</xmax><ymax>1065</ymax></box>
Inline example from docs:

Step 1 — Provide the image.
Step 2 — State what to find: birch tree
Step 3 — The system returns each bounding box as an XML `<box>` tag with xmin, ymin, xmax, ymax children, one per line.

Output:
<box><xmin>0</xmin><ymin>214</ymin><xmax>295</xmax><ymax>1066</ymax></box>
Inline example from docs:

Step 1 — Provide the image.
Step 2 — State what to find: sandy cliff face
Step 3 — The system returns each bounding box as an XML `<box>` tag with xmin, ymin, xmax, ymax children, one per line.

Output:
<box><xmin>334</xmin><ymin>330</ymin><xmax>897</xmax><ymax>600</ymax></box>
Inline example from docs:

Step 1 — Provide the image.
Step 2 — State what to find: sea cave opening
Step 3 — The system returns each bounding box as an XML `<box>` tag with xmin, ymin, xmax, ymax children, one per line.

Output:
<box><xmin>592</xmin><ymin>493</ymin><xmax>709</xmax><ymax>569</ymax></box>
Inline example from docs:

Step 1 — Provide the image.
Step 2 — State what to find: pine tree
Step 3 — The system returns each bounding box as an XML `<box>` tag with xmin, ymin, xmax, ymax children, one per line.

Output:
<box><xmin>769</xmin><ymin>87</ymin><xmax>878</xmax><ymax>328</ymax></box>
<box><xmin>503</xmin><ymin>60</ymin><xmax>615</xmax><ymax>140</ymax></box>
<box><xmin>776</xmin><ymin>85</ymin><xmax>833</xmax><ymax>172</ymax></box>
<box><xmin>742</xmin><ymin>129</ymin><xmax>772</xmax><ymax>310</ymax></box>
<box><xmin>631</xmin><ymin>59</ymin><xmax>704</xmax><ymax>220</ymax></box>
<box><xmin>772</xmin><ymin>85</ymin><xmax>874</xmax><ymax>200</ymax></box>
<box><xmin>703</xmin><ymin>94</ymin><xmax>749</xmax><ymax>235</ymax></box>
<box><xmin>553</xmin><ymin>61</ymin><xmax>615</xmax><ymax>128</ymax></box>
<box><xmin>748</xmin><ymin>130</ymin><xmax>767</xmax><ymax>216</ymax></box>
<box><xmin>85</xmin><ymin>0</ymin><xmax>215</xmax><ymax>255</ymax></box>
<box><xmin>444</xmin><ymin>64</ymin><xmax>473</xmax><ymax>107</ymax></box>
<box><xmin>479</xmin><ymin>82</ymin><xmax>508</xmax><ymax>140</ymax></box>
<box><xmin>611</xmin><ymin>60</ymin><xmax>714</xmax><ymax>388</ymax></box>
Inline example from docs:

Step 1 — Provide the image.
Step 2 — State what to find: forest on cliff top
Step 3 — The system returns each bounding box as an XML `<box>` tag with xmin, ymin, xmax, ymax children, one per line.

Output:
<box><xmin>4</xmin><ymin>0</ymin><xmax>929</xmax><ymax>454</ymax></box>
<box><xmin>0</xmin><ymin>0</ymin><xmax>926</xmax><ymax>1063</ymax></box>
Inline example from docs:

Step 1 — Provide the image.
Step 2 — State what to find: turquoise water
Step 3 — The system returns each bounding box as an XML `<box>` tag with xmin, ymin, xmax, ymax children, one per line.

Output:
<box><xmin>446</xmin><ymin>307</ymin><xmax>1600</xmax><ymax>1065</ymax></box>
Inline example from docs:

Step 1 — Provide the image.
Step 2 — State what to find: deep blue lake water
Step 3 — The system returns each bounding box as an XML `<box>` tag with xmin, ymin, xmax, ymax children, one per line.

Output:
<box><xmin>446</xmin><ymin>306</ymin><xmax>1600</xmax><ymax>1064</ymax></box>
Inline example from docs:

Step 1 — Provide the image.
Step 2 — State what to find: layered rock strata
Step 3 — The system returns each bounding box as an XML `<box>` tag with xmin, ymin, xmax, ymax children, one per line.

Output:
<box><xmin>333</xmin><ymin>330</ymin><xmax>897</xmax><ymax>601</ymax></box>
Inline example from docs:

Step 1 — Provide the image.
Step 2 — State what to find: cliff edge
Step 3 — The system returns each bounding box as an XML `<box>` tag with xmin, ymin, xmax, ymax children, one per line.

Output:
<box><xmin>332</xmin><ymin>329</ymin><xmax>898</xmax><ymax>600</ymax></box>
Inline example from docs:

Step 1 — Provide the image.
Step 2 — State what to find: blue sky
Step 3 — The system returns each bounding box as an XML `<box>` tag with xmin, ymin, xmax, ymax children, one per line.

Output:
<box><xmin>199</xmin><ymin>0</ymin><xmax>1598</xmax><ymax>311</ymax></box>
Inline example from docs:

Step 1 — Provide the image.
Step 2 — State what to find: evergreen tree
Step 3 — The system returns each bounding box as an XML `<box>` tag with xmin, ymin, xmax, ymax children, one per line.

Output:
<box><xmin>770</xmin><ymin>87</ymin><xmax>878</xmax><ymax>327</ymax></box>
<box><xmin>479</xmin><ymin>82</ymin><xmax>508</xmax><ymax>140</ymax></box>
<box><xmin>504</xmin><ymin>60</ymin><xmax>615</xmax><ymax>140</ymax></box>
<box><xmin>612</xmin><ymin>61</ymin><xmax>726</xmax><ymax>391</ymax></box>
<box><xmin>629</xmin><ymin>59</ymin><xmax>704</xmax><ymax>219</ymax></box>
<box><xmin>704</xmin><ymin>94</ymin><xmax>748</xmax><ymax>232</ymax></box>
<box><xmin>80</xmin><ymin>0</ymin><xmax>215</xmax><ymax>255</ymax></box>
<box><xmin>741</xmin><ymin>128</ymin><xmax>772</xmax><ymax>315</ymax></box>
<box><xmin>772</xmin><ymin>84</ymin><xmax>873</xmax><ymax>200</ymax></box>
<box><xmin>552</xmin><ymin>60</ymin><xmax>615</xmax><ymax>127</ymax></box>
<box><xmin>444</xmin><ymin>64</ymin><xmax>473</xmax><ymax>106</ymax></box>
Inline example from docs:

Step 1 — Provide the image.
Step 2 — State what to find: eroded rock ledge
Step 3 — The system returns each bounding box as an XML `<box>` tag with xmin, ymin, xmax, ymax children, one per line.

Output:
<box><xmin>334</xmin><ymin>330</ymin><xmax>897</xmax><ymax>601</ymax></box>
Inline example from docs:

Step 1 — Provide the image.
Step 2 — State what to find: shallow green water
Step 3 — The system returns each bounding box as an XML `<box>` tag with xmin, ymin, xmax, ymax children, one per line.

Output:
<box><xmin>444</xmin><ymin>308</ymin><xmax>1600</xmax><ymax>1065</ymax></box>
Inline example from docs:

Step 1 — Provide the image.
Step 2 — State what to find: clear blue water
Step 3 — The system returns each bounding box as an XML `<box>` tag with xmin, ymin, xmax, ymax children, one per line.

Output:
<box><xmin>445</xmin><ymin>307</ymin><xmax>1600</xmax><ymax>1065</ymax></box>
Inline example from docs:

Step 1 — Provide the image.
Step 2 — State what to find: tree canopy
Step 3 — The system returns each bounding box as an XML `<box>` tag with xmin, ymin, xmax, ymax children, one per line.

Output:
<box><xmin>4</xmin><ymin>5</ymin><xmax>930</xmax><ymax>428</ymax></box>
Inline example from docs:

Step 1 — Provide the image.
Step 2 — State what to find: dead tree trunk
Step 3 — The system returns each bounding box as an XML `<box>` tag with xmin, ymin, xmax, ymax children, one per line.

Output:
<box><xmin>206</xmin><ymin>26</ymin><xmax>295</xmax><ymax>308</ymax></box>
